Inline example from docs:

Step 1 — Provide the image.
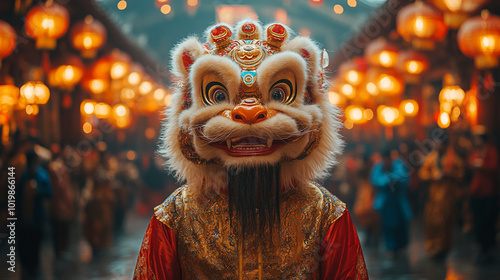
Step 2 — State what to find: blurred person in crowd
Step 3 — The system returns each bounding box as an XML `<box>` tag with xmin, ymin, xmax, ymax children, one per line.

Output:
<box><xmin>399</xmin><ymin>141</ymin><xmax>423</xmax><ymax>217</ymax></box>
<box><xmin>468</xmin><ymin>126</ymin><xmax>498</xmax><ymax>263</ymax></box>
<box><xmin>139</xmin><ymin>155</ymin><xmax>177</xmax><ymax>214</ymax></box>
<box><xmin>344</xmin><ymin>143</ymin><xmax>365</xmax><ymax>209</ymax></box>
<box><xmin>370</xmin><ymin>145</ymin><xmax>411</xmax><ymax>258</ymax></box>
<box><xmin>114</xmin><ymin>151</ymin><xmax>141</xmax><ymax>232</ymax></box>
<box><xmin>48</xmin><ymin>143</ymin><xmax>76</xmax><ymax>258</ymax></box>
<box><xmin>83</xmin><ymin>148</ymin><xmax>116</xmax><ymax>251</ymax></box>
<box><xmin>419</xmin><ymin>135</ymin><xmax>464</xmax><ymax>260</ymax></box>
<box><xmin>17</xmin><ymin>148</ymin><xmax>53</xmax><ymax>279</ymax></box>
<box><xmin>353</xmin><ymin>143</ymin><xmax>380</xmax><ymax>247</ymax></box>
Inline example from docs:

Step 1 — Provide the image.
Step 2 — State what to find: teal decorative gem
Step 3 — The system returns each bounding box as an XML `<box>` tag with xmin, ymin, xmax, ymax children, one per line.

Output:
<box><xmin>241</xmin><ymin>71</ymin><xmax>257</xmax><ymax>87</ymax></box>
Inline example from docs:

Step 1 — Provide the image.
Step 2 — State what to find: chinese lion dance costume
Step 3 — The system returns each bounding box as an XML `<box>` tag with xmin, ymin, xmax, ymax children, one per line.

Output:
<box><xmin>134</xmin><ymin>20</ymin><xmax>368</xmax><ymax>280</ymax></box>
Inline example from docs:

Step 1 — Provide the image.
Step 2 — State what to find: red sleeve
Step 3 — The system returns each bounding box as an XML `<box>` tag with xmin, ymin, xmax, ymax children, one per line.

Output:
<box><xmin>320</xmin><ymin>210</ymin><xmax>368</xmax><ymax>280</ymax></box>
<box><xmin>133</xmin><ymin>216</ymin><xmax>181</xmax><ymax>280</ymax></box>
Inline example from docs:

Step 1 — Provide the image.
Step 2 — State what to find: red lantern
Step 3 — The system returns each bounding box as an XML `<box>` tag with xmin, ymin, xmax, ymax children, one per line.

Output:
<box><xmin>20</xmin><ymin>81</ymin><xmax>50</xmax><ymax>105</ymax></box>
<box><xmin>155</xmin><ymin>0</ymin><xmax>169</xmax><ymax>8</ymax></box>
<box><xmin>309</xmin><ymin>0</ymin><xmax>324</xmax><ymax>6</ymax></box>
<box><xmin>428</xmin><ymin>0</ymin><xmax>488</xmax><ymax>28</ymax></box>
<box><xmin>397</xmin><ymin>1</ymin><xmax>448</xmax><ymax>50</ymax></box>
<box><xmin>365</xmin><ymin>38</ymin><xmax>399</xmax><ymax>68</ymax></box>
<box><xmin>108</xmin><ymin>49</ymin><xmax>131</xmax><ymax>80</ymax></box>
<box><xmin>49</xmin><ymin>54</ymin><xmax>84</xmax><ymax>89</ymax></box>
<box><xmin>82</xmin><ymin>57</ymin><xmax>111</xmax><ymax>95</ymax></box>
<box><xmin>458</xmin><ymin>10</ymin><xmax>500</xmax><ymax>69</ymax></box>
<box><xmin>25</xmin><ymin>1</ymin><xmax>69</xmax><ymax>50</ymax></box>
<box><xmin>339</xmin><ymin>57</ymin><xmax>368</xmax><ymax>86</ymax></box>
<box><xmin>70</xmin><ymin>15</ymin><xmax>107</xmax><ymax>58</ymax></box>
<box><xmin>0</xmin><ymin>20</ymin><xmax>16</xmax><ymax>67</ymax></box>
<box><xmin>397</xmin><ymin>50</ymin><xmax>429</xmax><ymax>75</ymax></box>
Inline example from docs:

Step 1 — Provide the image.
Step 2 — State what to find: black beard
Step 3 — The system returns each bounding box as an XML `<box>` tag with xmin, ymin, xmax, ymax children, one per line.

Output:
<box><xmin>227</xmin><ymin>164</ymin><xmax>281</xmax><ymax>241</ymax></box>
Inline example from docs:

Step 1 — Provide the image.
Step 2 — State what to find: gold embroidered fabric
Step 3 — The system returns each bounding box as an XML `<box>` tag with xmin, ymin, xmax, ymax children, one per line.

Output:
<box><xmin>356</xmin><ymin>247</ymin><xmax>368</xmax><ymax>280</ymax></box>
<box><xmin>133</xmin><ymin>234</ymin><xmax>158</xmax><ymax>280</ymax></box>
<box><xmin>154</xmin><ymin>183</ymin><xmax>346</xmax><ymax>280</ymax></box>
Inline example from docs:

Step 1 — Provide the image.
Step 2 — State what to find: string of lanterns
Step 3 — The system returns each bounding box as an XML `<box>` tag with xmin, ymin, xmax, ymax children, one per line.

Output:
<box><xmin>330</xmin><ymin>0</ymin><xmax>500</xmax><ymax>132</ymax></box>
<box><xmin>0</xmin><ymin>0</ymin><xmax>170</xmax><ymax>140</ymax></box>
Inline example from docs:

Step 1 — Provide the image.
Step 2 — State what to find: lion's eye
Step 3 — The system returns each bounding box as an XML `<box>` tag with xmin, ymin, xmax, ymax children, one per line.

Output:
<box><xmin>213</xmin><ymin>89</ymin><xmax>228</xmax><ymax>103</ymax></box>
<box><xmin>271</xmin><ymin>88</ymin><xmax>285</xmax><ymax>102</ymax></box>
<box><xmin>269</xmin><ymin>79</ymin><xmax>295</xmax><ymax>104</ymax></box>
<box><xmin>203</xmin><ymin>81</ymin><xmax>229</xmax><ymax>106</ymax></box>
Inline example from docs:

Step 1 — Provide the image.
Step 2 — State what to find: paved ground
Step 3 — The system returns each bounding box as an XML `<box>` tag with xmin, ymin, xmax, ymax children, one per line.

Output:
<box><xmin>1</xmin><ymin>214</ymin><xmax>498</xmax><ymax>280</ymax></box>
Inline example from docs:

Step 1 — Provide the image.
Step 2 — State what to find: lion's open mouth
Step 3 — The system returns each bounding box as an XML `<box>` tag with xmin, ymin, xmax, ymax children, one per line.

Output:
<box><xmin>210</xmin><ymin>135</ymin><xmax>298</xmax><ymax>157</ymax></box>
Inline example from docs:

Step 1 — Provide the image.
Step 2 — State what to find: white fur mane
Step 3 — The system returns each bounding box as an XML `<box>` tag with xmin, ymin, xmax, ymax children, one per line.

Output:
<box><xmin>159</xmin><ymin>20</ymin><xmax>343</xmax><ymax>193</ymax></box>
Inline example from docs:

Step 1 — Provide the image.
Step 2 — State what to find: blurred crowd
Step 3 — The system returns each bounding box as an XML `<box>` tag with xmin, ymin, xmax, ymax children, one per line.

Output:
<box><xmin>327</xmin><ymin>126</ymin><xmax>499</xmax><ymax>264</ymax></box>
<box><xmin>0</xmin><ymin>133</ymin><xmax>177</xmax><ymax>280</ymax></box>
<box><xmin>1</xmin><ymin>126</ymin><xmax>498</xmax><ymax>278</ymax></box>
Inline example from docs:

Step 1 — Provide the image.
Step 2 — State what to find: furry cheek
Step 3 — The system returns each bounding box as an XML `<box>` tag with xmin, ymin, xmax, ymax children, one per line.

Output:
<box><xmin>187</xmin><ymin>104</ymin><xmax>233</xmax><ymax>128</ymax></box>
<box><xmin>201</xmin><ymin>113</ymin><xmax>301</xmax><ymax>143</ymax></box>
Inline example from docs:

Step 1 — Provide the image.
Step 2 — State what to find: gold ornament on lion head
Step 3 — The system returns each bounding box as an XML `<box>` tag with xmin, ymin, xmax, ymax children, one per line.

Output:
<box><xmin>160</xmin><ymin>19</ymin><xmax>343</xmax><ymax>191</ymax></box>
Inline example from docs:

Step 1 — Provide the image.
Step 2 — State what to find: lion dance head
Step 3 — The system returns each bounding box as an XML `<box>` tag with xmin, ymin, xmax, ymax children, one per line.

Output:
<box><xmin>160</xmin><ymin>21</ymin><xmax>343</xmax><ymax>229</ymax></box>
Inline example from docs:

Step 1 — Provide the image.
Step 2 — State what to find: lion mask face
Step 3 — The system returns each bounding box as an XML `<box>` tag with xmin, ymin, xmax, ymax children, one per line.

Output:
<box><xmin>160</xmin><ymin>20</ymin><xmax>343</xmax><ymax>192</ymax></box>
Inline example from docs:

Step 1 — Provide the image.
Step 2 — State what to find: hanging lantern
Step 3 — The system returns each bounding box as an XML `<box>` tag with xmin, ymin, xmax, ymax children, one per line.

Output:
<box><xmin>399</xmin><ymin>99</ymin><xmax>419</xmax><ymax>117</ymax></box>
<box><xmin>20</xmin><ymin>81</ymin><xmax>50</xmax><ymax>105</ymax></box>
<box><xmin>327</xmin><ymin>90</ymin><xmax>346</xmax><ymax>107</ymax></box>
<box><xmin>439</xmin><ymin>85</ymin><xmax>465</xmax><ymax>106</ymax></box>
<box><xmin>153</xmin><ymin>87</ymin><xmax>167</xmax><ymax>102</ymax></box>
<box><xmin>82</xmin><ymin>58</ymin><xmax>111</xmax><ymax>94</ymax></box>
<box><xmin>458</xmin><ymin>10</ymin><xmax>500</xmax><ymax>69</ymax></box>
<box><xmin>365</xmin><ymin>68</ymin><xmax>405</xmax><ymax>96</ymax></box>
<box><xmin>127</xmin><ymin>64</ymin><xmax>145</xmax><ymax>86</ymax></box>
<box><xmin>25</xmin><ymin>1</ymin><xmax>69</xmax><ymax>50</ymax></box>
<box><xmin>187</xmin><ymin>0</ymin><xmax>199</xmax><ymax>14</ymax></box>
<box><xmin>0</xmin><ymin>20</ymin><xmax>16</xmax><ymax>67</ymax></box>
<box><xmin>309</xmin><ymin>0</ymin><xmax>324</xmax><ymax>6</ymax></box>
<box><xmin>338</xmin><ymin>82</ymin><xmax>356</xmax><ymax>99</ymax></box>
<box><xmin>112</xmin><ymin>103</ymin><xmax>130</xmax><ymax>119</ymax></box>
<box><xmin>0</xmin><ymin>85</ymin><xmax>19</xmax><ymax>113</ymax></box>
<box><xmin>49</xmin><ymin>54</ymin><xmax>84</xmax><ymax>89</ymax></box>
<box><xmin>0</xmin><ymin>112</ymin><xmax>8</xmax><ymax>125</ymax></box>
<box><xmin>437</xmin><ymin>111</ymin><xmax>450</xmax><ymax>128</ymax></box>
<box><xmin>112</xmin><ymin>103</ymin><xmax>132</xmax><ymax>128</ymax></box>
<box><xmin>86</xmin><ymin>78</ymin><xmax>108</xmax><ymax>94</ymax></box>
<box><xmin>94</xmin><ymin>102</ymin><xmax>111</xmax><ymax>119</ymax></box>
<box><xmin>25</xmin><ymin>104</ymin><xmax>39</xmax><ymax>115</ymax></box>
<box><xmin>428</xmin><ymin>0</ymin><xmax>488</xmax><ymax>28</ymax></box>
<box><xmin>364</xmin><ymin>81</ymin><xmax>379</xmax><ymax>96</ymax></box>
<box><xmin>155</xmin><ymin>0</ymin><xmax>169</xmax><ymax>8</ymax></box>
<box><xmin>339</xmin><ymin>57</ymin><xmax>368</xmax><ymax>86</ymax></box>
<box><xmin>120</xmin><ymin>87</ymin><xmax>136</xmax><ymax>103</ymax></box>
<box><xmin>345</xmin><ymin>105</ymin><xmax>367</xmax><ymax>124</ymax></box>
<box><xmin>139</xmin><ymin>77</ymin><xmax>154</xmax><ymax>95</ymax></box>
<box><xmin>80</xmin><ymin>99</ymin><xmax>97</xmax><ymax>115</ymax></box>
<box><xmin>377</xmin><ymin>105</ymin><xmax>405</xmax><ymax>126</ymax></box>
<box><xmin>109</xmin><ymin>49</ymin><xmax>131</xmax><ymax>80</ymax></box>
<box><xmin>365</xmin><ymin>38</ymin><xmax>399</xmax><ymax>68</ymax></box>
<box><xmin>364</xmin><ymin>108</ymin><xmax>374</xmax><ymax>120</ymax></box>
<box><xmin>70</xmin><ymin>15</ymin><xmax>107</xmax><ymax>58</ymax></box>
<box><xmin>139</xmin><ymin>94</ymin><xmax>161</xmax><ymax>113</ymax></box>
<box><xmin>397</xmin><ymin>0</ymin><xmax>448</xmax><ymax>50</ymax></box>
<box><xmin>397</xmin><ymin>50</ymin><xmax>429</xmax><ymax>75</ymax></box>
<box><xmin>377</xmin><ymin>73</ymin><xmax>404</xmax><ymax>96</ymax></box>
<box><xmin>82</xmin><ymin>121</ymin><xmax>93</xmax><ymax>134</ymax></box>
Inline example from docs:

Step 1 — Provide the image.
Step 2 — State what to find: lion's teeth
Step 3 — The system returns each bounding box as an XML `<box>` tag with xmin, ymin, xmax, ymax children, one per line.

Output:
<box><xmin>267</xmin><ymin>138</ymin><xmax>273</xmax><ymax>148</ymax></box>
<box><xmin>226</xmin><ymin>139</ymin><xmax>232</xmax><ymax>149</ymax></box>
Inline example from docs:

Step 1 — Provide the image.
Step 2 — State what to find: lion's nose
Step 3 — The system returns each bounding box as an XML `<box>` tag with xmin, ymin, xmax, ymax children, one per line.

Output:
<box><xmin>231</xmin><ymin>99</ymin><xmax>267</xmax><ymax>124</ymax></box>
